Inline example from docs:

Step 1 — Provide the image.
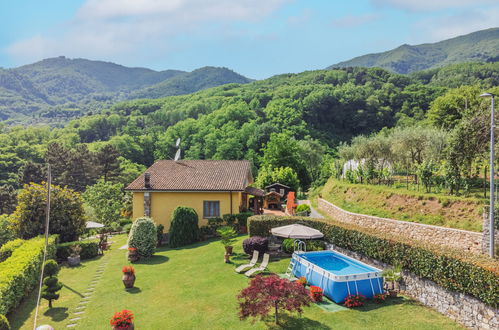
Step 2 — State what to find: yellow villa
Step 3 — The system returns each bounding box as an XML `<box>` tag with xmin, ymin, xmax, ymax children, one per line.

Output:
<box><xmin>125</xmin><ymin>160</ymin><xmax>256</xmax><ymax>230</ymax></box>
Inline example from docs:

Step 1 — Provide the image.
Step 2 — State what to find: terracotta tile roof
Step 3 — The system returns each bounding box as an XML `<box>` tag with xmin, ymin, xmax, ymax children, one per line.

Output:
<box><xmin>125</xmin><ymin>160</ymin><xmax>252</xmax><ymax>191</ymax></box>
<box><xmin>244</xmin><ymin>186</ymin><xmax>265</xmax><ymax>197</ymax></box>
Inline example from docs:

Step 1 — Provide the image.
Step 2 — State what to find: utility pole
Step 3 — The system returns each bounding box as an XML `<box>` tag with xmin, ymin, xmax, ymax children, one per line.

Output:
<box><xmin>480</xmin><ymin>93</ymin><xmax>496</xmax><ymax>258</ymax></box>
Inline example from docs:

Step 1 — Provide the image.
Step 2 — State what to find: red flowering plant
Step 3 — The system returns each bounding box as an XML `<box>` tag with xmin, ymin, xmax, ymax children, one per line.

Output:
<box><xmin>238</xmin><ymin>275</ymin><xmax>312</xmax><ymax>325</ymax></box>
<box><xmin>343</xmin><ymin>294</ymin><xmax>366</xmax><ymax>308</ymax></box>
<box><xmin>110</xmin><ymin>310</ymin><xmax>134</xmax><ymax>329</ymax></box>
<box><xmin>297</xmin><ymin>276</ymin><xmax>307</xmax><ymax>287</ymax></box>
<box><xmin>373</xmin><ymin>293</ymin><xmax>386</xmax><ymax>303</ymax></box>
<box><xmin>309</xmin><ymin>286</ymin><xmax>323</xmax><ymax>302</ymax></box>
<box><xmin>122</xmin><ymin>266</ymin><xmax>135</xmax><ymax>275</ymax></box>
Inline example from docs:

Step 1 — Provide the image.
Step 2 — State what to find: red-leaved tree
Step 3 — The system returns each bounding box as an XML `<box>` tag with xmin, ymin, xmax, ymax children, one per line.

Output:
<box><xmin>237</xmin><ymin>275</ymin><xmax>311</xmax><ymax>324</ymax></box>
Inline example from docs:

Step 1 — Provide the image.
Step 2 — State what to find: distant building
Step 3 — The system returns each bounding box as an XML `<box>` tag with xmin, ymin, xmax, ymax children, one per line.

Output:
<box><xmin>265</xmin><ymin>183</ymin><xmax>291</xmax><ymax>199</ymax></box>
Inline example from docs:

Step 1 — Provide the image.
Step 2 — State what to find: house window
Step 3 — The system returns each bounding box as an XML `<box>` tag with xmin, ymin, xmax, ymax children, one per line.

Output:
<box><xmin>203</xmin><ymin>201</ymin><xmax>220</xmax><ymax>218</ymax></box>
<box><xmin>280</xmin><ymin>188</ymin><xmax>285</xmax><ymax>196</ymax></box>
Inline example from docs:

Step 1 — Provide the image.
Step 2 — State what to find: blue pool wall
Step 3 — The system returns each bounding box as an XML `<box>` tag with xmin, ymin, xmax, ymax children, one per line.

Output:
<box><xmin>292</xmin><ymin>251</ymin><xmax>384</xmax><ymax>304</ymax></box>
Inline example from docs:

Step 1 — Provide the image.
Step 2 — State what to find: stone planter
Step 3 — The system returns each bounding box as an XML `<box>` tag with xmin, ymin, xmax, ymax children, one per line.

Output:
<box><xmin>225</xmin><ymin>246</ymin><xmax>233</xmax><ymax>255</ymax></box>
<box><xmin>112</xmin><ymin>323</ymin><xmax>134</xmax><ymax>330</ymax></box>
<box><xmin>388</xmin><ymin>290</ymin><xmax>398</xmax><ymax>298</ymax></box>
<box><xmin>122</xmin><ymin>272</ymin><xmax>136</xmax><ymax>289</ymax></box>
<box><xmin>128</xmin><ymin>251</ymin><xmax>139</xmax><ymax>262</ymax></box>
<box><xmin>67</xmin><ymin>255</ymin><xmax>80</xmax><ymax>267</ymax></box>
<box><xmin>224</xmin><ymin>252</ymin><xmax>230</xmax><ymax>263</ymax></box>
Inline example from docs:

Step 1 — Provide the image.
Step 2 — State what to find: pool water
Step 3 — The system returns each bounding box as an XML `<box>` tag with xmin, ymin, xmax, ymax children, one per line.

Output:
<box><xmin>300</xmin><ymin>251</ymin><xmax>376</xmax><ymax>275</ymax></box>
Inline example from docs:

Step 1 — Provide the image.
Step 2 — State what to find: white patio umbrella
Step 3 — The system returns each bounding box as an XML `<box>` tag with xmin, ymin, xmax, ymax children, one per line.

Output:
<box><xmin>270</xmin><ymin>224</ymin><xmax>324</xmax><ymax>239</ymax></box>
<box><xmin>86</xmin><ymin>221</ymin><xmax>105</xmax><ymax>229</ymax></box>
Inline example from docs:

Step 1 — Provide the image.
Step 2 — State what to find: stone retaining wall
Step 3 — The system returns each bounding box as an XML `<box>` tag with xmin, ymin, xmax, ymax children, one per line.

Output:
<box><xmin>327</xmin><ymin>244</ymin><xmax>498</xmax><ymax>329</ymax></box>
<box><xmin>318</xmin><ymin>198</ymin><xmax>483</xmax><ymax>254</ymax></box>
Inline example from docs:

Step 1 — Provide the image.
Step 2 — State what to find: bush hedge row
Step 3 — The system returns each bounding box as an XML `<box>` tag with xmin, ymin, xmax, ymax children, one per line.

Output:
<box><xmin>0</xmin><ymin>239</ymin><xmax>25</xmax><ymax>263</ymax></box>
<box><xmin>0</xmin><ymin>236</ymin><xmax>57</xmax><ymax>315</ymax></box>
<box><xmin>56</xmin><ymin>240</ymin><xmax>99</xmax><ymax>260</ymax></box>
<box><xmin>248</xmin><ymin>215</ymin><xmax>499</xmax><ymax>307</ymax></box>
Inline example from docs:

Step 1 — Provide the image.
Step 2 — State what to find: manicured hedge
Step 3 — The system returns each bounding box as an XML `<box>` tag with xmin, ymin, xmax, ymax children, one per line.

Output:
<box><xmin>56</xmin><ymin>240</ymin><xmax>99</xmax><ymax>260</ymax></box>
<box><xmin>248</xmin><ymin>215</ymin><xmax>499</xmax><ymax>307</ymax></box>
<box><xmin>0</xmin><ymin>239</ymin><xmax>25</xmax><ymax>263</ymax></box>
<box><xmin>0</xmin><ymin>236</ymin><xmax>57</xmax><ymax>315</ymax></box>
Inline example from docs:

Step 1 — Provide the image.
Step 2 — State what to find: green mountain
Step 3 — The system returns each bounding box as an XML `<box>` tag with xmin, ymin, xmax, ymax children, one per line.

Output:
<box><xmin>329</xmin><ymin>28</ymin><xmax>499</xmax><ymax>74</ymax></box>
<box><xmin>0</xmin><ymin>57</ymin><xmax>251</xmax><ymax>123</ymax></box>
<box><xmin>131</xmin><ymin>66</ymin><xmax>253</xmax><ymax>99</ymax></box>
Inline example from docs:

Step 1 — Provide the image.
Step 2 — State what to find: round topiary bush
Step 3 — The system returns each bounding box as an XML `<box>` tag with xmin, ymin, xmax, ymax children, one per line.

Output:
<box><xmin>128</xmin><ymin>217</ymin><xmax>158</xmax><ymax>258</ymax></box>
<box><xmin>0</xmin><ymin>314</ymin><xmax>10</xmax><ymax>330</ymax></box>
<box><xmin>242</xmin><ymin>236</ymin><xmax>269</xmax><ymax>255</ymax></box>
<box><xmin>169</xmin><ymin>207</ymin><xmax>199</xmax><ymax>248</ymax></box>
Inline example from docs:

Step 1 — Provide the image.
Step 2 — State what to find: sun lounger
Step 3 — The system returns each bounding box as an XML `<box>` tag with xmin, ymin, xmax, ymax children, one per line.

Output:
<box><xmin>244</xmin><ymin>253</ymin><xmax>270</xmax><ymax>277</ymax></box>
<box><xmin>235</xmin><ymin>250</ymin><xmax>259</xmax><ymax>273</ymax></box>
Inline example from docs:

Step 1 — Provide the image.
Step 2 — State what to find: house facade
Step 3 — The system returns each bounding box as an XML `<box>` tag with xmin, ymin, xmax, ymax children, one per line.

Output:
<box><xmin>125</xmin><ymin>160</ymin><xmax>253</xmax><ymax>230</ymax></box>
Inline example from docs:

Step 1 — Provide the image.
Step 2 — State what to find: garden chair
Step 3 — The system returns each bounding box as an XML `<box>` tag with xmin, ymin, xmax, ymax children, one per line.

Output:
<box><xmin>235</xmin><ymin>250</ymin><xmax>259</xmax><ymax>273</ymax></box>
<box><xmin>244</xmin><ymin>253</ymin><xmax>270</xmax><ymax>277</ymax></box>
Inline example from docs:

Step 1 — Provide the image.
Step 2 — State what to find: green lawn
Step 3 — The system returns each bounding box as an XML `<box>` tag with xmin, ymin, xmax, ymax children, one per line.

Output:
<box><xmin>10</xmin><ymin>235</ymin><xmax>462</xmax><ymax>329</ymax></box>
<box><xmin>314</xmin><ymin>178</ymin><xmax>484</xmax><ymax>232</ymax></box>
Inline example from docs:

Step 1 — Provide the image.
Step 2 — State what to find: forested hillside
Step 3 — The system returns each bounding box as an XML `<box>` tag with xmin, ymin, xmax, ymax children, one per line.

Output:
<box><xmin>330</xmin><ymin>28</ymin><xmax>499</xmax><ymax>74</ymax></box>
<box><xmin>0</xmin><ymin>57</ymin><xmax>251</xmax><ymax>124</ymax></box>
<box><xmin>1</xmin><ymin>62</ymin><xmax>498</xmax><ymax>215</ymax></box>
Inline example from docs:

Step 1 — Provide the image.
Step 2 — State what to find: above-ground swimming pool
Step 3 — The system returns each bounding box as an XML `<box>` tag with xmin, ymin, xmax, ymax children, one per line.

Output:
<box><xmin>290</xmin><ymin>250</ymin><xmax>384</xmax><ymax>303</ymax></box>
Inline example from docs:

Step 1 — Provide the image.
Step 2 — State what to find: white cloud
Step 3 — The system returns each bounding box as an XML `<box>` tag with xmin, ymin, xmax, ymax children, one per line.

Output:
<box><xmin>412</xmin><ymin>7</ymin><xmax>499</xmax><ymax>42</ymax></box>
<box><xmin>371</xmin><ymin>0</ymin><xmax>497</xmax><ymax>12</ymax></box>
<box><xmin>6</xmin><ymin>0</ymin><xmax>288</xmax><ymax>65</ymax></box>
<box><xmin>332</xmin><ymin>13</ymin><xmax>381</xmax><ymax>28</ymax></box>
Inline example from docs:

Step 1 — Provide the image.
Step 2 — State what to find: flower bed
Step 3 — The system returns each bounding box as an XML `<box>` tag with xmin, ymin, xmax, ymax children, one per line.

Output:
<box><xmin>248</xmin><ymin>215</ymin><xmax>499</xmax><ymax>307</ymax></box>
<box><xmin>344</xmin><ymin>294</ymin><xmax>365</xmax><ymax>308</ymax></box>
<box><xmin>0</xmin><ymin>235</ymin><xmax>57</xmax><ymax>315</ymax></box>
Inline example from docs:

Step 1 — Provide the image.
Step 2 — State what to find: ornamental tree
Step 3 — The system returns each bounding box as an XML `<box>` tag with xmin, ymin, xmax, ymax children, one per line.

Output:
<box><xmin>41</xmin><ymin>259</ymin><xmax>62</xmax><ymax>308</ymax></box>
<box><xmin>237</xmin><ymin>275</ymin><xmax>311</xmax><ymax>324</ymax></box>
<box><xmin>12</xmin><ymin>182</ymin><xmax>86</xmax><ymax>242</ymax></box>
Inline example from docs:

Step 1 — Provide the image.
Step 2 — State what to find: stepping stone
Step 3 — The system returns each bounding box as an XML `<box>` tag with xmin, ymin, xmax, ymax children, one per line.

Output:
<box><xmin>67</xmin><ymin>324</ymin><xmax>77</xmax><ymax>328</ymax></box>
<box><xmin>75</xmin><ymin>306</ymin><xmax>85</xmax><ymax>310</ymax></box>
<box><xmin>78</xmin><ymin>301</ymin><xmax>89</xmax><ymax>305</ymax></box>
<box><xmin>70</xmin><ymin>317</ymin><xmax>82</xmax><ymax>321</ymax></box>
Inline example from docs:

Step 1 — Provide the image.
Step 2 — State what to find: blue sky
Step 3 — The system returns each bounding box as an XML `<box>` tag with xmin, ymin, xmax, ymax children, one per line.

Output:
<box><xmin>1</xmin><ymin>0</ymin><xmax>498</xmax><ymax>79</ymax></box>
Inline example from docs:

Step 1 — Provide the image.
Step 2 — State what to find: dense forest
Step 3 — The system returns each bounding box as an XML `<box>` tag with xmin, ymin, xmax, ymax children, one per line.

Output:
<box><xmin>0</xmin><ymin>61</ymin><xmax>499</xmax><ymax>223</ymax></box>
<box><xmin>330</xmin><ymin>28</ymin><xmax>499</xmax><ymax>74</ymax></box>
<box><xmin>0</xmin><ymin>57</ymin><xmax>251</xmax><ymax>124</ymax></box>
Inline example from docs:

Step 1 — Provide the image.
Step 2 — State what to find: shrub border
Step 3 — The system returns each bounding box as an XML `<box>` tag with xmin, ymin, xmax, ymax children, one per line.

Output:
<box><xmin>0</xmin><ymin>236</ymin><xmax>57</xmax><ymax>315</ymax></box>
<box><xmin>248</xmin><ymin>215</ymin><xmax>499</xmax><ymax>307</ymax></box>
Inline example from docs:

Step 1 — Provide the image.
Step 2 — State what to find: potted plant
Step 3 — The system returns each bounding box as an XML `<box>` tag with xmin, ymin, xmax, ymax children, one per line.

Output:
<box><xmin>297</xmin><ymin>276</ymin><xmax>307</xmax><ymax>287</ymax></box>
<box><xmin>67</xmin><ymin>245</ymin><xmax>81</xmax><ymax>267</ymax></box>
<box><xmin>309</xmin><ymin>286</ymin><xmax>323</xmax><ymax>302</ymax></box>
<box><xmin>110</xmin><ymin>310</ymin><xmax>134</xmax><ymax>329</ymax></box>
<box><xmin>217</xmin><ymin>226</ymin><xmax>237</xmax><ymax>263</ymax></box>
<box><xmin>382</xmin><ymin>263</ymin><xmax>402</xmax><ymax>298</ymax></box>
<box><xmin>127</xmin><ymin>247</ymin><xmax>139</xmax><ymax>262</ymax></box>
<box><xmin>122</xmin><ymin>265</ymin><xmax>136</xmax><ymax>289</ymax></box>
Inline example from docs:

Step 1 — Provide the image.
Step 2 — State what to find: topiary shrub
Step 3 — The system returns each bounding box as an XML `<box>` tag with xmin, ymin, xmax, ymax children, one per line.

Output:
<box><xmin>242</xmin><ymin>236</ymin><xmax>269</xmax><ymax>255</ymax></box>
<box><xmin>156</xmin><ymin>224</ymin><xmax>164</xmax><ymax>246</ymax></box>
<box><xmin>0</xmin><ymin>314</ymin><xmax>10</xmax><ymax>330</ymax></box>
<box><xmin>128</xmin><ymin>217</ymin><xmax>157</xmax><ymax>258</ymax></box>
<box><xmin>169</xmin><ymin>207</ymin><xmax>199</xmax><ymax>248</ymax></box>
<box><xmin>41</xmin><ymin>259</ymin><xmax>62</xmax><ymax>308</ymax></box>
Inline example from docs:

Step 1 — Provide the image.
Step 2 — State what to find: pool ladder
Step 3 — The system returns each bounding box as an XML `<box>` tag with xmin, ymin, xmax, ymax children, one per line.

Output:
<box><xmin>285</xmin><ymin>259</ymin><xmax>296</xmax><ymax>278</ymax></box>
